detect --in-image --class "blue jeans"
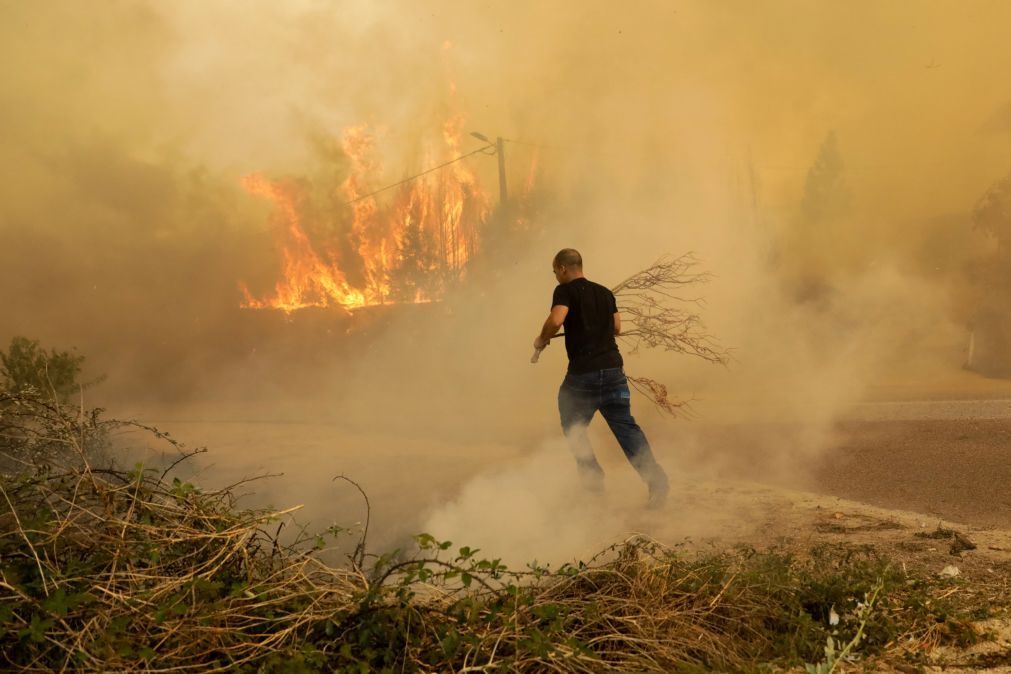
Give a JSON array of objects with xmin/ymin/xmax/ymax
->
[{"xmin": 558, "ymin": 367, "xmax": 668, "ymax": 492}]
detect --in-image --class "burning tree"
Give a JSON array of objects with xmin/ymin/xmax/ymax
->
[
  {"xmin": 240, "ymin": 118, "xmax": 509, "ymax": 315},
  {"xmin": 389, "ymin": 213, "xmax": 441, "ymax": 302}
]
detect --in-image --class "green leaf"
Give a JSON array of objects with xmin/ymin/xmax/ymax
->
[
  {"xmin": 41, "ymin": 589, "xmax": 70, "ymax": 616},
  {"xmin": 18, "ymin": 613, "xmax": 54, "ymax": 643}
]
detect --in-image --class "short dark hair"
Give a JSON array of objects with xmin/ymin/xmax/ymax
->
[{"xmin": 553, "ymin": 248, "xmax": 583, "ymax": 269}]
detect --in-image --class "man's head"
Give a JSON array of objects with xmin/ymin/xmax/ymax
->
[{"xmin": 552, "ymin": 248, "xmax": 584, "ymax": 284}]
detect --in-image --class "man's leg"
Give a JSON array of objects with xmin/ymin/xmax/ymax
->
[
  {"xmin": 558, "ymin": 382, "xmax": 604, "ymax": 490},
  {"xmin": 599, "ymin": 373, "xmax": 669, "ymax": 506}
]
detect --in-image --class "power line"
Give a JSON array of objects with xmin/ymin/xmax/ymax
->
[
  {"xmin": 345, "ymin": 143, "xmax": 497, "ymax": 205},
  {"xmin": 501, "ymin": 137, "xmax": 563, "ymax": 150}
]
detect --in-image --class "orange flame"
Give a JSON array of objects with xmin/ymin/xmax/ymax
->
[
  {"xmin": 240, "ymin": 174, "xmax": 364, "ymax": 314},
  {"xmin": 240, "ymin": 117, "xmax": 493, "ymax": 314}
]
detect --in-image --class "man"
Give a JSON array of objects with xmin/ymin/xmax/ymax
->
[{"xmin": 534, "ymin": 248, "xmax": 670, "ymax": 508}]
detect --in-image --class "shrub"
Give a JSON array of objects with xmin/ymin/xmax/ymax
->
[{"xmin": 0, "ymin": 336, "xmax": 86, "ymax": 401}]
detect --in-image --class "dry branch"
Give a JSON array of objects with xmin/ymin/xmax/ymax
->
[
  {"xmin": 610, "ymin": 253, "xmax": 728, "ymax": 415},
  {"xmin": 613, "ymin": 253, "xmax": 727, "ymax": 364},
  {"xmin": 626, "ymin": 376, "xmax": 694, "ymax": 418}
]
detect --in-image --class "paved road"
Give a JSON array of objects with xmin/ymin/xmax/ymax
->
[
  {"xmin": 655, "ymin": 397, "xmax": 1011, "ymax": 531},
  {"xmin": 813, "ymin": 403, "xmax": 1011, "ymax": 530},
  {"xmin": 847, "ymin": 398, "xmax": 1011, "ymax": 422}
]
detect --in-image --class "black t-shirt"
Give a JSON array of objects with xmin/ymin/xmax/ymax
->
[{"xmin": 551, "ymin": 278, "xmax": 623, "ymax": 373}]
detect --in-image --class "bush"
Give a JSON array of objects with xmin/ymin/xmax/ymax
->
[{"xmin": 0, "ymin": 336, "xmax": 86, "ymax": 400}]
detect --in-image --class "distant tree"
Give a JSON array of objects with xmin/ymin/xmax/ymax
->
[
  {"xmin": 966, "ymin": 170, "xmax": 1011, "ymax": 376},
  {"xmin": 801, "ymin": 131, "xmax": 851, "ymax": 226},
  {"xmin": 776, "ymin": 131, "xmax": 854, "ymax": 302},
  {"xmin": 973, "ymin": 170, "xmax": 1011, "ymax": 250},
  {"xmin": 0, "ymin": 336, "xmax": 85, "ymax": 401}
]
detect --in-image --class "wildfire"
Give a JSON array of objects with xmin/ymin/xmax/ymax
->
[
  {"xmin": 240, "ymin": 119, "xmax": 491, "ymax": 314},
  {"xmin": 240, "ymin": 174, "xmax": 366, "ymax": 313}
]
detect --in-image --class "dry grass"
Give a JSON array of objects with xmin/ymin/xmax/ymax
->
[{"xmin": 1, "ymin": 391, "xmax": 362, "ymax": 671}]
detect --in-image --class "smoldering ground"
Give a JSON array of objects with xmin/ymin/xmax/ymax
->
[{"xmin": 4, "ymin": 1, "xmax": 1011, "ymax": 564}]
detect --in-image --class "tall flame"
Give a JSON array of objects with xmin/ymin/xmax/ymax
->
[
  {"xmin": 240, "ymin": 174, "xmax": 365, "ymax": 313},
  {"xmin": 240, "ymin": 117, "xmax": 493, "ymax": 314}
]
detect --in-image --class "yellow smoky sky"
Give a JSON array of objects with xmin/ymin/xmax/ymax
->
[{"xmin": 1, "ymin": 0, "xmax": 1010, "ymax": 403}]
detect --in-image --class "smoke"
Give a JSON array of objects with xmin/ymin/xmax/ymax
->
[
  {"xmin": 4, "ymin": 1, "xmax": 1011, "ymax": 557},
  {"xmin": 420, "ymin": 443, "xmax": 662, "ymax": 569}
]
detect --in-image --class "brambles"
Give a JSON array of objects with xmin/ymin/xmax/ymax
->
[
  {"xmin": 0, "ymin": 390, "xmax": 106, "ymax": 476},
  {"xmin": 0, "ymin": 336, "xmax": 105, "ymax": 472}
]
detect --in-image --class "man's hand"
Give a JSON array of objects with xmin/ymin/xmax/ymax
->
[
  {"xmin": 531, "ymin": 335, "xmax": 550, "ymax": 364},
  {"xmin": 531, "ymin": 305, "xmax": 567, "ymax": 364}
]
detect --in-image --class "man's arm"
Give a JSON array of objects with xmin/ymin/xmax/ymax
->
[
  {"xmin": 613, "ymin": 312, "xmax": 621, "ymax": 336},
  {"xmin": 534, "ymin": 305, "xmax": 568, "ymax": 349}
]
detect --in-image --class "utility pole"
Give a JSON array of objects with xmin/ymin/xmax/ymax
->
[
  {"xmin": 471, "ymin": 132, "xmax": 508, "ymax": 208},
  {"xmin": 496, "ymin": 136, "xmax": 508, "ymax": 207}
]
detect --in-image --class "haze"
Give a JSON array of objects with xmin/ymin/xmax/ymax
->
[{"xmin": 3, "ymin": 0, "xmax": 1010, "ymax": 563}]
